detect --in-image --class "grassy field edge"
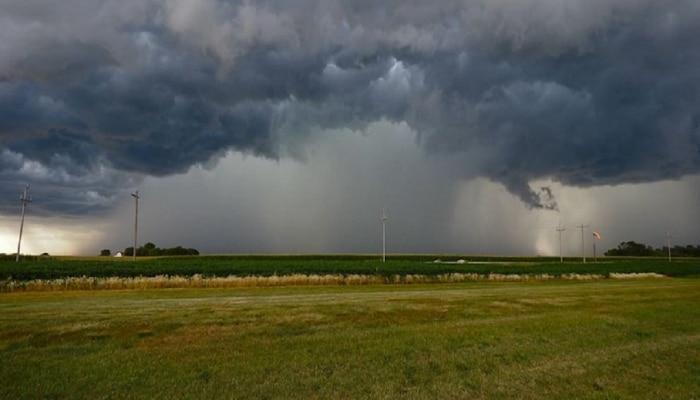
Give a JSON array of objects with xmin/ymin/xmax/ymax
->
[{"xmin": 1, "ymin": 279, "xmax": 698, "ymax": 399}]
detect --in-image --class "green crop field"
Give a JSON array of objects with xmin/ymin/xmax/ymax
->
[
  {"xmin": 1, "ymin": 255, "xmax": 699, "ymax": 284},
  {"xmin": 1, "ymin": 278, "xmax": 699, "ymax": 399}
]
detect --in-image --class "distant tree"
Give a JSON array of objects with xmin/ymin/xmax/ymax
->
[
  {"xmin": 126, "ymin": 243, "xmax": 199, "ymax": 257},
  {"xmin": 167, "ymin": 246, "xmax": 188, "ymax": 256},
  {"xmin": 604, "ymin": 241, "xmax": 700, "ymax": 257},
  {"xmin": 161, "ymin": 246, "xmax": 200, "ymax": 256},
  {"xmin": 669, "ymin": 244, "xmax": 700, "ymax": 257},
  {"xmin": 605, "ymin": 241, "xmax": 655, "ymax": 257},
  {"xmin": 100, "ymin": 249, "xmax": 111, "ymax": 256}
]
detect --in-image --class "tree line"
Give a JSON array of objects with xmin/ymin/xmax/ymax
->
[
  {"xmin": 605, "ymin": 241, "xmax": 700, "ymax": 257},
  {"xmin": 100, "ymin": 242, "xmax": 199, "ymax": 257}
]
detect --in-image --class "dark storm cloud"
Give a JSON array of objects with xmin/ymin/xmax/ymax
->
[{"xmin": 1, "ymin": 0, "xmax": 699, "ymax": 214}]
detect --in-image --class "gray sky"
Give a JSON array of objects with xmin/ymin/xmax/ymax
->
[{"xmin": 1, "ymin": 0, "xmax": 698, "ymax": 256}]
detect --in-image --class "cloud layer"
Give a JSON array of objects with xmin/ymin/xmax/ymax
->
[{"xmin": 1, "ymin": 0, "xmax": 699, "ymax": 215}]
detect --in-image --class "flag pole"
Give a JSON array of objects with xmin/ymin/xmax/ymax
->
[
  {"xmin": 593, "ymin": 241, "xmax": 596, "ymax": 263},
  {"xmin": 592, "ymin": 231, "xmax": 601, "ymax": 263}
]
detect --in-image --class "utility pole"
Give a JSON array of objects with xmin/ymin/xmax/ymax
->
[
  {"xmin": 16, "ymin": 185, "xmax": 32, "ymax": 262},
  {"xmin": 667, "ymin": 231, "xmax": 672, "ymax": 262},
  {"xmin": 131, "ymin": 191, "xmax": 140, "ymax": 260},
  {"xmin": 556, "ymin": 222, "xmax": 565, "ymax": 263},
  {"xmin": 381, "ymin": 209, "xmax": 387, "ymax": 262},
  {"xmin": 578, "ymin": 224, "xmax": 589, "ymax": 263}
]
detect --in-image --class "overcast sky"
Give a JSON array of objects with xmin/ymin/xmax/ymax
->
[{"xmin": 1, "ymin": 0, "xmax": 698, "ymax": 256}]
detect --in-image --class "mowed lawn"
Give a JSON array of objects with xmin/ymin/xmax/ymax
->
[{"xmin": 1, "ymin": 279, "xmax": 698, "ymax": 399}]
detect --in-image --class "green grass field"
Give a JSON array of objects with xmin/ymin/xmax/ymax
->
[{"xmin": 1, "ymin": 279, "xmax": 698, "ymax": 399}]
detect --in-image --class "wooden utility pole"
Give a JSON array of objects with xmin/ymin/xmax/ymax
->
[
  {"xmin": 381, "ymin": 209, "xmax": 387, "ymax": 262},
  {"xmin": 578, "ymin": 224, "xmax": 590, "ymax": 263},
  {"xmin": 16, "ymin": 185, "xmax": 32, "ymax": 262},
  {"xmin": 131, "ymin": 191, "xmax": 140, "ymax": 260},
  {"xmin": 556, "ymin": 223, "xmax": 565, "ymax": 263}
]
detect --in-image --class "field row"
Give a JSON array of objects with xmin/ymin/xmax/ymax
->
[{"xmin": 1, "ymin": 255, "xmax": 699, "ymax": 283}]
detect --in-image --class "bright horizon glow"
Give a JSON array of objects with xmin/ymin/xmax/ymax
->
[{"xmin": 0, "ymin": 216, "xmax": 105, "ymax": 256}]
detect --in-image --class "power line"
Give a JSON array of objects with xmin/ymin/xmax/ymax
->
[{"xmin": 16, "ymin": 185, "xmax": 32, "ymax": 262}]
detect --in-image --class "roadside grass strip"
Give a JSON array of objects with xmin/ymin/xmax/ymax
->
[{"xmin": 0, "ymin": 272, "xmax": 668, "ymax": 292}]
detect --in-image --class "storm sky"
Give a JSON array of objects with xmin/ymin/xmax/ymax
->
[{"xmin": 1, "ymin": 0, "xmax": 699, "ymax": 256}]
